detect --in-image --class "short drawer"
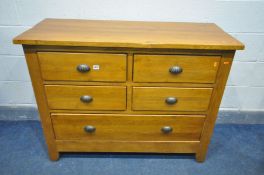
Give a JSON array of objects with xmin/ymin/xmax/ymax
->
[
  {"xmin": 45, "ymin": 85, "xmax": 126, "ymax": 110},
  {"xmin": 52, "ymin": 114, "xmax": 205, "ymax": 141},
  {"xmin": 132, "ymin": 87, "xmax": 213, "ymax": 111},
  {"xmin": 38, "ymin": 52, "xmax": 127, "ymax": 82},
  {"xmin": 133, "ymin": 54, "xmax": 220, "ymax": 83}
]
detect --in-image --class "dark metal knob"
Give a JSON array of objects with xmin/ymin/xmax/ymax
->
[
  {"xmin": 80, "ymin": 95, "xmax": 93, "ymax": 103},
  {"xmin": 161, "ymin": 126, "xmax": 173, "ymax": 134},
  {"xmin": 169, "ymin": 66, "xmax": 182, "ymax": 74},
  {"xmin": 77, "ymin": 64, "xmax": 90, "ymax": 73},
  {"xmin": 165, "ymin": 97, "xmax": 177, "ymax": 105},
  {"xmin": 84, "ymin": 125, "xmax": 96, "ymax": 133}
]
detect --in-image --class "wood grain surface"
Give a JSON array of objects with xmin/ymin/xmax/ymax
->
[
  {"xmin": 133, "ymin": 87, "xmax": 213, "ymax": 111},
  {"xmin": 45, "ymin": 85, "xmax": 127, "ymax": 110},
  {"xmin": 23, "ymin": 46, "xmax": 59, "ymax": 160},
  {"xmin": 38, "ymin": 52, "xmax": 127, "ymax": 82},
  {"xmin": 52, "ymin": 114, "xmax": 205, "ymax": 141},
  {"xmin": 13, "ymin": 19, "xmax": 244, "ymax": 50},
  {"xmin": 133, "ymin": 54, "xmax": 220, "ymax": 83},
  {"xmin": 56, "ymin": 140, "xmax": 200, "ymax": 153}
]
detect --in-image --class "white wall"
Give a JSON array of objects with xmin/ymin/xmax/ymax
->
[{"xmin": 0, "ymin": 0, "xmax": 264, "ymax": 111}]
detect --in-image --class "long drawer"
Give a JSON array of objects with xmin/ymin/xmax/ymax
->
[
  {"xmin": 45, "ymin": 85, "xmax": 127, "ymax": 110},
  {"xmin": 52, "ymin": 114, "xmax": 205, "ymax": 141},
  {"xmin": 38, "ymin": 52, "xmax": 127, "ymax": 82},
  {"xmin": 133, "ymin": 54, "xmax": 220, "ymax": 83},
  {"xmin": 132, "ymin": 87, "xmax": 213, "ymax": 111}
]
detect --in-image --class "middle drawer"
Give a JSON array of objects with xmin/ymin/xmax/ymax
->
[
  {"xmin": 133, "ymin": 87, "xmax": 213, "ymax": 111},
  {"xmin": 45, "ymin": 85, "xmax": 127, "ymax": 110}
]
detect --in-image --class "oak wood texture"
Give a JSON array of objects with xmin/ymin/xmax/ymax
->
[
  {"xmin": 133, "ymin": 87, "xmax": 212, "ymax": 111},
  {"xmin": 30, "ymin": 45, "xmax": 226, "ymax": 55},
  {"xmin": 13, "ymin": 19, "xmax": 244, "ymax": 50},
  {"xmin": 13, "ymin": 19, "xmax": 244, "ymax": 162},
  {"xmin": 52, "ymin": 114, "xmax": 205, "ymax": 141},
  {"xmin": 56, "ymin": 140, "xmax": 200, "ymax": 153},
  {"xmin": 23, "ymin": 46, "xmax": 59, "ymax": 160},
  {"xmin": 38, "ymin": 52, "xmax": 127, "ymax": 82},
  {"xmin": 133, "ymin": 54, "xmax": 220, "ymax": 83},
  {"xmin": 196, "ymin": 51, "xmax": 235, "ymax": 162},
  {"xmin": 45, "ymin": 85, "xmax": 127, "ymax": 110}
]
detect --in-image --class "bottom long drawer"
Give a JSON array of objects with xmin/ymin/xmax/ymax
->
[{"xmin": 51, "ymin": 114, "xmax": 205, "ymax": 141}]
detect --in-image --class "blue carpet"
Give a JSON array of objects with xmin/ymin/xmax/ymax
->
[{"xmin": 0, "ymin": 121, "xmax": 263, "ymax": 175}]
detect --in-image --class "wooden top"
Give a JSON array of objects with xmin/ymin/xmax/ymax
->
[{"xmin": 13, "ymin": 19, "xmax": 244, "ymax": 50}]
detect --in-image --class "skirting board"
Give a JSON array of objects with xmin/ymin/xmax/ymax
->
[{"xmin": 0, "ymin": 106, "xmax": 263, "ymax": 124}]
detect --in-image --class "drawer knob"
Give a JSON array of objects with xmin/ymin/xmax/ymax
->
[
  {"xmin": 77, "ymin": 64, "xmax": 90, "ymax": 73},
  {"xmin": 169, "ymin": 66, "xmax": 182, "ymax": 74},
  {"xmin": 165, "ymin": 97, "xmax": 177, "ymax": 105},
  {"xmin": 161, "ymin": 126, "xmax": 173, "ymax": 134},
  {"xmin": 80, "ymin": 95, "xmax": 93, "ymax": 103},
  {"xmin": 84, "ymin": 125, "xmax": 96, "ymax": 133}
]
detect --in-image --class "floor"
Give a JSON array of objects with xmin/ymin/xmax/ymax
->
[{"xmin": 0, "ymin": 121, "xmax": 263, "ymax": 175}]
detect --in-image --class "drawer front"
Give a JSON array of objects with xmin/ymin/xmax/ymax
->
[
  {"xmin": 132, "ymin": 87, "xmax": 213, "ymax": 111},
  {"xmin": 52, "ymin": 114, "xmax": 205, "ymax": 141},
  {"xmin": 133, "ymin": 54, "xmax": 220, "ymax": 83},
  {"xmin": 45, "ymin": 85, "xmax": 126, "ymax": 110},
  {"xmin": 38, "ymin": 52, "xmax": 127, "ymax": 82}
]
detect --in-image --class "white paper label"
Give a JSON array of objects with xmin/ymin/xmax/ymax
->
[{"xmin": 93, "ymin": 65, "xmax": 100, "ymax": 70}]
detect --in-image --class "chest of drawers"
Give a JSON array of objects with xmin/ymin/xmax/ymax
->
[{"xmin": 13, "ymin": 19, "xmax": 244, "ymax": 162}]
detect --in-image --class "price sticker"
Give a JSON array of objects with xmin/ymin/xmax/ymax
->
[{"xmin": 93, "ymin": 65, "xmax": 100, "ymax": 70}]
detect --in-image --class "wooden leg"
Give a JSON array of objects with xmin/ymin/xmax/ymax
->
[
  {"xmin": 48, "ymin": 150, "xmax": 59, "ymax": 161},
  {"xmin": 195, "ymin": 147, "xmax": 208, "ymax": 163},
  {"xmin": 195, "ymin": 53, "xmax": 235, "ymax": 163},
  {"xmin": 24, "ymin": 47, "xmax": 59, "ymax": 161}
]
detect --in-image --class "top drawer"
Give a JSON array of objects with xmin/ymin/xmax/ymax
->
[
  {"xmin": 38, "ymin": 52, "xmax": 127, "ymax": 82},
  {"xmin": 133, "ymin": 54, "xmax": 220, "ymax": 83}
]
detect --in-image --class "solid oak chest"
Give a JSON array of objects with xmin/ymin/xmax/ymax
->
[{"xmin": 13, "ymin": 19, "xmax": 244, "ymax": 162}]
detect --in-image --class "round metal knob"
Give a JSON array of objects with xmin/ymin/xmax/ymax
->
[
  {"xmin": 169, "ymin": 66, "xmax": 182, "ymax": 74},
  {"xmin": 80, "ymin": 95, "xmax": 93, "ymax": 103},
  {"xmin": 161, "ymin": 126, "xmax": 173, "ymax": 134},
  {"xmin": 165, "ymin": 97, "xmax": 177, "ymax": 105},
  {"xmin": 77, "ymin": 64, "xmax": 90, "ymax": 73},
  {"xmin": 84, "ymin": 125, "xmax": 96, "ymax": 133}
]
